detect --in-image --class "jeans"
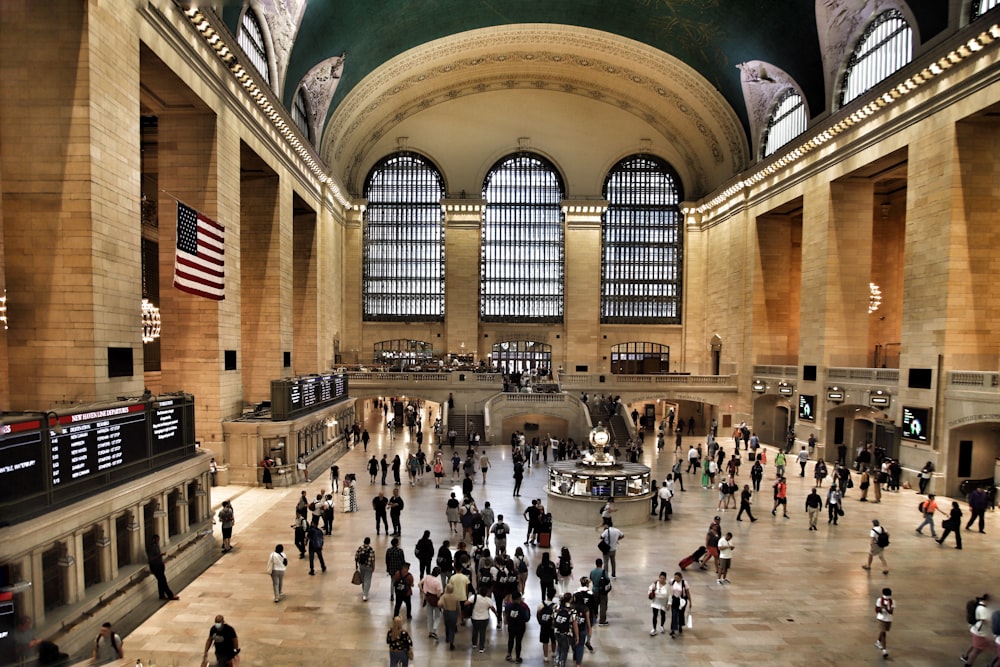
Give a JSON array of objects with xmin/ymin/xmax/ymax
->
[
  {"xmin": 443, "ymin": 609, "xmax": 459, "ymax": 645},
  {"xmin": 388, "ymin": 650, "xmax": 409, "ymax": 667},
  {"xmin": 394, "ymin": 595, "xmax": 412, "ymax": 619},
  {"xmin": 360, "ymin": 566, "xmax": 373, "ymax": 598},
  {"xmin": 309, "ymin": 548, "xmax": 325, "ymax": 573},
  {"xmin": 916, "ymin": 513, "xmax": 937, "ymax": 537},
  {"xmin": 426, "ymin": 604, "xmax": 441, "ymax": 635},
  {"xmin": 471, "ymin": 618, "xmax": 489, "ymax": 650},
  {"xmin": 670, "ymin": 598, "xmax": 685, "ymax": 633},
  {"xmin": 555, "ymin": 634, "xmax": 572, "ymax": 667}
]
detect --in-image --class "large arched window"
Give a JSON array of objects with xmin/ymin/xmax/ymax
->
[
  {"xmin": 972, "ymin": 0, "xmax": 1000, "ymax": 21},
  {"xmin": 363, "ymin": 153, "xmax": 446, "ymax": 321},
  {"xmin": 839, "ymin": 9, "xmax": 912, "ymax": 107},
  {"xmin": 601, "ymin": 155, "xmax": 683, "ymax": 324},
  {"xmin": 291, "ymin": 88, "xmax": 310, "ymax": 142},
  {"xmin": 238, "ymin": 9, "xmax": 270, "ymax": 85},
  {"xmin": 761, "ymin": 89, "xmax": 808, "ymax": 158},
  {"xmin": 481, "ymin": 154, "xmax": 565, "ymax": 322}
]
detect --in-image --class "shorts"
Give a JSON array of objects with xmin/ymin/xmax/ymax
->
[
  {"xmin": 777, "ymin": 497, "xmax": 787, "ymax": 505},
  {"xmin": 869, "ymin": 544, "xmax": 884, "ymax": 557},
  {"xmin": 707, "ymin": 547, "xmax": 719, "ymax": 558},
  {"xmin": 878, "ymin": 620, "xmax": 891, "ymax": 632},
  {"xmin": 602, "ymin": 517, "xmax": 613, "ymax": 527},
  {"xmin": 972, "ymin": 633, "xmax": 991, "ymax": 651},
  {"xmin": 435, "ymin": 472, "xmax": 444, "ymax": 478},
  {"xmin": 539, "ymin": 626, "xmax": 554, "ymax": 643},
  {"xmin": 719, "ymin": 557, "xmax": 732, "ymax": 571},
  {"xmin": 221, "ymin": 526, "xmax": 233, "ymax": 539},
  {"xmin": 481, "ymin": 468, "xmax": 489, "ymax": 473}
]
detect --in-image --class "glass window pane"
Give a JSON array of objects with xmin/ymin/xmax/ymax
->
[{"xmin": 839, "ymin": 10, "xmax": 912, "ymax": 107}]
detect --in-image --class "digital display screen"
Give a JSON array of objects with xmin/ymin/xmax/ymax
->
[
  {"xmin": 0, "ymin": 419, "xmax": 45, "ymax": 505},
  {"xmin": 901, "ymin": 406, "xmax": 930, "ymax": 442},
  {"xmin": 48, "ymin": 405, "xmax": 147, "ymax": 486},
  {"xmin": 272, "ymin": 374, "xmax": 349, "ymax": 421},
  {"xmin": 151, "ymin": 400, "xmax": 184, "ymax": 454},
  {"xmin": 798, "ymin": 394, "xmax": 815, "ymax": 421}
]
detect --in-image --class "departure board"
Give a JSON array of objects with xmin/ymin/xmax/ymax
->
[
  {"xmin": 48, "ymin": 405, "xmax": 148, "ymax": 485},
  {"xmin": 0, "ymin": 419, "xmax": 46, "ymax": 505},
  {"xmin": 271, "ymin": 373, "xmax": 349, "ymax": 421}
]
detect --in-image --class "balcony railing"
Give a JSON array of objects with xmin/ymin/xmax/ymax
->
[{"xmin": 948, "ymin": 371, "xmax": 1000, "ymax": 390}]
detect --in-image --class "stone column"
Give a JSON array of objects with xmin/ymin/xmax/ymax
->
[
  {"xmin": 63, "ymin": 537, "xmax": 81, "ymax": 605},
  {"xmin": 340, "ymin": 206, "xmax": 365, "ymax": 364},
  {"xmin": 293, "ymin": 199, "xmax": 320, "ymax": 372},
  {"xmin": 97, "ymin": 518, "xmax": 114, "ymax": 582},
  {"xmin": 562, "ymin": 201, "xmax": 607, "ymax": 372}
]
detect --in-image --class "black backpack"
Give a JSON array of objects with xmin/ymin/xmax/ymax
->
[
  {"xmin": 992, "ymin": 609, "xmax": 1000, "ymax": 637},
  {"xmin": 553, "ymin": 606, "xmax": 573, "ymax": 635},
  {"xmin": 967, "ymin": 599, "xmax": 981, "ymax": 626},
  {"xmin": 558, "ymin": 556, "xmax": 572, "ymax": 577},
  {"xmin": 539, "ymin": 602, "xmax": 555, "ymax": 625},
  {"xmin": 597, "ymin": 571, "xmax": 612, "ymax": 594},
  {"xmin": 876, "ymin": 528, "xmax": 890, "ymax": 548}
]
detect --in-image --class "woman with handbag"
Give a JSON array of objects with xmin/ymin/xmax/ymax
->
[
  {"xmin": 648, "ymin": 572, "xmax": 671, "ymax": 635},
  {"xmin": 266, "ymin": 544, "xmax": 287, "ymax": 603},
  {"xmin": 669, "ymin": 572, "xmax": 692, "ymax": 637},
  {"xmin": 386, "ymin": 616, "xmax": 414, "ymax": 667}
]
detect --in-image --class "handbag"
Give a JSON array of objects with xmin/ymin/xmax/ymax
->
[
  {"xmin": 351, "ymin": 569, "xmax": 363, "ymax": 585},
  {"xmin": 686, "ymin": 613, "xmax": 693, "ymax": 629},
  {"xmin": 407, "ymin": 648, "xmax": 414, "ymax": 660},
  {"xmin": 648, "ymin": 585, "xmax": 656, "ymax": 600},
  {"xmin": 598, "ymin": 535, "xmax": 611, "ymax": 554},
  {"xmin": 837, "ymin": 506, "xmax": 845, "ymax": 517}
]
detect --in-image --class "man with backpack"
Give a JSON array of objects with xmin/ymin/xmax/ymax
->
[
  {"xmin": 392, "ymin": 561, "xmax": 415, "ymax": 620},
  {"xmin": 916, "ymin": 494, "xmax": 941, "ymax": 538},
  {"xmin": 552, "ymin": 593, "xmax": 579, "ymax": 667},
  {"xmin": 961, "ymin": 593, "xmax": 992, "ymax": 665},
  {"xmin": 862, "ymin": 519, "xmax": 890, "ymax": 574},
  {"xmin": 91, "ymin": 622, "xmax": 124, "ymax": 665},
  {"xmin": 874, "ymin": 587, "xmax": 894, "ymax": 659}
]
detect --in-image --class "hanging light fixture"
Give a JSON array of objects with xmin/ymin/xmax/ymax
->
[
  {"xmin": 0, "ymin": 289, "xmax": 7, "ymax": 330},
  {"xmin": 141, "ymin": 298, "xmax": 161, "ymax": 343},
  {"xmin": 868, "ymin": 283, "xmax": 882, "ymax": 314}
]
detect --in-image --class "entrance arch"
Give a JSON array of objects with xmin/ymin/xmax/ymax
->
[
  {"xmin": 751, "ymin": 394, "xmax": 792, "ymax": 446},
  {"xmin": 823, "ymin": 404, "xmax": 890, "ymax": 463},
  {"xmin": 946, "ymin": 420, "xmax": 1000, "ymax": 497}
]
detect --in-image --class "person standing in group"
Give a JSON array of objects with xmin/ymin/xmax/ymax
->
[
  {"xmin": 916, "ymin": 494, "xmax": 941, "ymax": 538},
  {"xmin": 266, "ymin": 544, "xmax": 287, "ymax": 603},
  {"xmin": 736, "ymin": 484, "xmax": 757, "ymax": 522},
  {"xmin": 146, "ymin": 535, "xmax": 179, "ymax": 601},
  {"xmin": 648, "ymin": 572, "xmax": 671, "ymax": 635},
  {"xmin": 717, "ymin": 532, "xmax": 734, "ymax": 585},
  {"xmin": 599, "ymin": 525, "xmax": 624, "ymax": 578},
  {"xmin": 381, "ymin": 454, "xmax": 390, "ymax": 485},
  {"xmin": 658, "ymin": 482, "xmax": 673, "ymax": 521},
  {"xmin": 367, "ymin": 456, "xmax": 379, "ymax": 484},
  {"xmin": 826, "ymin": 486, "xmax": 843, "ymax": 525},
  {"xmin": 372, "ymin": 490, "xmax": 391, "ymax": 536},
  {"xmin": 389, "ymin": 487, "xmax": 405, "ymax": 536},
  {"xmin": 439, "ymin": 583, "xmax": 462, "ymax": 651},
  {"xmin": 321, "ymin": 493, "xmax": 335, "ymax": 535},
  {"xmin": 355, "ymin": 536, "xmax": 376, "ymax": 601},
  {"xmin": 961, "ymin": 594, "xmax": 992, "ymax": 666},
  {"xmin": 420, "ymin": 566, "xmax": 444, "ymax": 640},
  {"xmin": 804, "ymin": 488, "xmax": 823, "ymax": 531},
  {"xmin": 874, "ymin": 587, "xmax": 894, "ymax": 659},
  {"xmin": 392, "ymin": 562, "xmax": 415, "ymax": 620},
  {"xmin": 202, "ymin": 615, "xmax": 239, "ymax": 667},
  {"xmin": 91, "ymin": 622, "xmax": 124, "ymax": 665},
  {"xmin": 386, "ymin": 616, "xmax": 414, "ymax": 667},
  {"xmin": 307, "ymin": 522, "xmax": 326, "ymax": 575},
  {"xmin": 552, "ymin": 593, "xmax": 579, "ymax": 667},
  {"xmin": 504, "ymin": 591, "xmax": 532, "ymax": 663},
  {"xmin": 937, "ymin": 501, "xmax": 964, "ymax": 549},
  {"xmin": 217, "ymin": 500, "xmax": 235, "ymax": 553},
  {"xmin": 292, "ymin": 508, "xmax": 309, "ymax": 559},
  {"xmin": 392, "ymin": 455, "xmax": 402, "ymax": 486},
  {"xmin": 467, "ymin": 587, "xmax": 499, "ymax": 654},
  {"xmin": 669, "ymin": 571, "xmax": 692, "ymax": 638},
  {"xmin": 524, "ymin": 500, "xmax": 542, "ymax": 546},
  {"xmin": 863, "ymin": 520, "xmax": 890, "ymax": 574}
]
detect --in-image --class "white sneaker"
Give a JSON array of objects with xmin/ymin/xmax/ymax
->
[
  {"xmin": 875, "ymin": 641, "xmax": 883, "ymax": 649},
  {"xmin": 650, "ymin": 628, "xmax": 657, "ymax": 636},
  {"xmin": 659, "ymin": 626, "xmax": 666, "ymax": 634}
]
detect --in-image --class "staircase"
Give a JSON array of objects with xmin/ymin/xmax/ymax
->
[{"xmin": 449, "ymin": 414, "xmax": 486, "ymax": 446}]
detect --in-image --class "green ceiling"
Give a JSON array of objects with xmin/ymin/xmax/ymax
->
[{"xmin": 223, "ymin": 1, "xmax": 948, "ymax": 134}]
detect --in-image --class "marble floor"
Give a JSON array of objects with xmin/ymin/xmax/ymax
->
[{"xmin": 112, "ymin": 409, "xmax": 995, "ymax": 666}]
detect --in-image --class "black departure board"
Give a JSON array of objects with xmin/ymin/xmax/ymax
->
[
  {"xmin": 271, "ymin": 373, "xmax": 349, "ymax": 421},
  {"xmin": 0, "ymin": 393, "xmax": 197, "ymax": 526}
]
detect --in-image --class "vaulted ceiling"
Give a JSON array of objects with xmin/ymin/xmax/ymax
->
[{"xmin": 220, "ymin": 1, "xmax": 949, "ymax": 197}]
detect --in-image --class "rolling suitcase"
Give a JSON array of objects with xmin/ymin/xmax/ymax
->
[{"xmin": 678, "ymin": 546, "xmax": 707, "ymax": 570}]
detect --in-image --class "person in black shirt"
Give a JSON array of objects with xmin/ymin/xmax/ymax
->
[
  {"xmin": 146, "ymin": 535, "xmax": 179, "ymax": 601},
  {"xmin": 388, "ymin": 488, "xmax": 405, "ymax": 536},
  {"xmin": 372, "ymin": 491, "xmax": 390, "ymax": 535},
  {"xmin": 202, "ymin": 615, "xmax": 238, "ymax": 667}
]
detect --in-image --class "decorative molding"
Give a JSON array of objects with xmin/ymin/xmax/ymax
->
[
  {"xmin": 738, "ymin": 61, "xmax": 805, "ymax": 159},
  {"xmin": 300, "ymin": 55, "xmax": 346, "ymax": 148},
  {"xmin": 256, "ymin": 0, "xmax": 308, "ymax": 95}
]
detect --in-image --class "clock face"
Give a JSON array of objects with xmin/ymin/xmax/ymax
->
[{"xmin": 593, "ymin": 430, "xmax": 610, "ymax": 446}]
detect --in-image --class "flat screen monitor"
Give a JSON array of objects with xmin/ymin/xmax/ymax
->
[
  {"xmin": 798, "ymin": 394, "xmax": 815, "ymax": 421},
  {"xmin": 901, "ymin": 406, "xmax": 930, "ymax": 442}
]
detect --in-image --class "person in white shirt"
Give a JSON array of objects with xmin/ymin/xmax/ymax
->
[
  {"xmin": 599, "ymin": 526, "xmax": 625, "ymax": 578},
  {"xmin": 658, "ymin": 483, "xmax": 674, "ymax": 522},
  {"xmin": 874, "ymin": 587, "xmax": 894, "ymax": 658},
  {"xmin": 717, "ymin": 533, "xmax": 734, "ymax": 584},
  {"xmin": 467, "ymin": 590, "xmax": 499, "ymax": 653},
  {"xmin": 266, "ymin": 544, "xmax": 288, "ymax": 602}
]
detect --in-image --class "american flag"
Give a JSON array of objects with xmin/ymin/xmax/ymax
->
[{"xmin": 173, "ymin": 202, "xmax": 225, "ymax": 300}]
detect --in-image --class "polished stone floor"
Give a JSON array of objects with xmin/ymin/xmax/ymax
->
[{"xmin": 113, "ymin": 408, "xmax": 995, "ymax": 666}]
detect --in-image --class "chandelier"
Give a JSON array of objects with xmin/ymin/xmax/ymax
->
[
  {"xmin": 868, "ymin": 283, "xmax": 882, "ymax": 314},
  {"xmin": 141, "ymin": 298, "xmax": 161, "ymax": 343},
  {"xmin": 0, "ymin": 289, "xmax": 6, "ymax": 330}
]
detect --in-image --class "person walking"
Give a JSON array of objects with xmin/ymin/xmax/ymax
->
[
  {"xmin": 797, "ymin": 446, "xmax": 809, "ymax": 477},
  {"xmin": 467, "ymin": 587, "xmax": 499, "ymax": 654},
  {"xmin": 491, "ymin": 515, "xmax": 511, "ymax": 557},
  {"xmin": 415, "ymin": 530, "xmax": 435, "ymax": 579},
  {"xmin": 439, "ymin": 583, "xmax": 462, "ymax": 650},
  {"xmin": 91, "ymin": 622, "xmax": 124, "ymax": 665},
  {"xmin": 669, "ymin": 571, "xmax": 691, "ymax": 638},
  {"xmin": 717, "ymin": 532, "xmax": 734, "ymax": 585},
  {"xmin": 736, "ymin": 484, "xmax": 757, "ymax": 522},
  {"xmin": 805, "ymin": 488, "xmax": 823, "ymax": 531},
  {"xmin": 556, "ymin": 547, "xmax": 574, "ymax": 596},
  {"xmin": 916, "ymin": 494, "xmax": 941, "ymax": 538},
  {"xmin": 814, "ymin": 459, "xmax": 828, "ymax": 488},
  {"xmin": 386, "ymin": 616, "xmax": 414, "ymax": 667},
  {"xmin": 537, "ymin": 551, "xmax": 558, "ymax": 603},
  {"xmin": 355, "ymin": 536, "xmax": 376, "ymax": 601},
  {"xmin": 774, "ymin": 451, "xmax": 786, "ymax": 478},
  {"xmin": 146, "ymin": 534, "xmax": 179, "ymax": 601},
  {"xmin": 392, "ymin": 562, "xmax": 415, "ymax": 620},
  {"xmin": 862, "ymin": 520, "xmax": 890, "ymax": 574},
  {"xmin": 966, "ymin": 485, "xmax": 988, "ymax": 534},
  {"xmin": 292, "ymin": 508, "xmax": 308, "ymax": 559},
  {"xmin": 420, "ymin": 566, "xmax": 444, "ymax": 640},
  {"xmin": 961, "ymin": 594, "xmax": 992, "ymax": 665},
  {"xmin": 590, "ymin": 558, "xmax": 612, "ymax": 626},
  {"xmin": 307, "ymin": 523, "xmax": 327, "ymax": 575},
  {"xmin": 771, "ymin": 477, "xmax": 789, "ymax": 518},
  {"xmin": 504, "ymin": 592, "xmax": 531, "ymax": 663},
  {"xmin": 367, "ymin": 455, "xmax": 379, "ymax": 484},
  {"xmin": 826, "ymin": 486, "xmax": 843, "ymax": 525},
  {"xmin": 937, "ymin": 501, "xmax": 964, "ymax": 549},
  {"xmin": 648, "ymin": 572, "xmax": 670, "ymax": 635},
  {"xmin": 479, "ymin": 450, "xmax": 492, "ymax": 484},
  {"xmin": 553, "ymin": 592, "xmax": 579, "ymax": 667},
  {"xmin": 750, "ymin": 457, "xmax": 764, "ymax": 492},
  {"xmin": 217, "ymin": 500, "xmax": 235, "ymax": 553},
  {"xmin": 202, "ymin": 615, "xmax": 239, "ymax": 667},
  {"xmin": 266, "ymin": 544, "xmax": 287, "ymax": 603},
  {"xmin": 874, "ymin": 587, "xmax": 894, "ymax": 659},
  {"xmin": 536, "ymin": 597, "xmax": 558, "ymax": 664}
]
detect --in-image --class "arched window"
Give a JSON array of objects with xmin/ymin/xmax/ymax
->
[
  {"xmin": 972, "ymin": 0, "xmax": 1000, "ymax": 20},
  {"xmin": 491, "ymin": 340, "xmax": 552, "ymax": 374},
  {"xmin": 291, "ymin": 88, "xmax": 310, "ymax": 141},
  {"xmin": 601, "ymin": 155, "xmax": 683, "ymax": 324},
  {"xmin": 363, "ymin": 153, "xmax": 446, "ymax": 321},
  {"xmin": 761, "ymin": 89, "xmax": 808, "ymax": 158},
  {"xmin": 610, "ymin": 342, "xmax": 670, "ymax": 375},
  {"xmin": 839, "ymin": 9, "xmax": 912, "ymax": 107},
  {"xmin": 481, "ymin": 153, "xmax": 565, "ymax": 322},
  {"xmin": 238, "ymin": 9, "xmax": 270, "ymax": 85}
]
